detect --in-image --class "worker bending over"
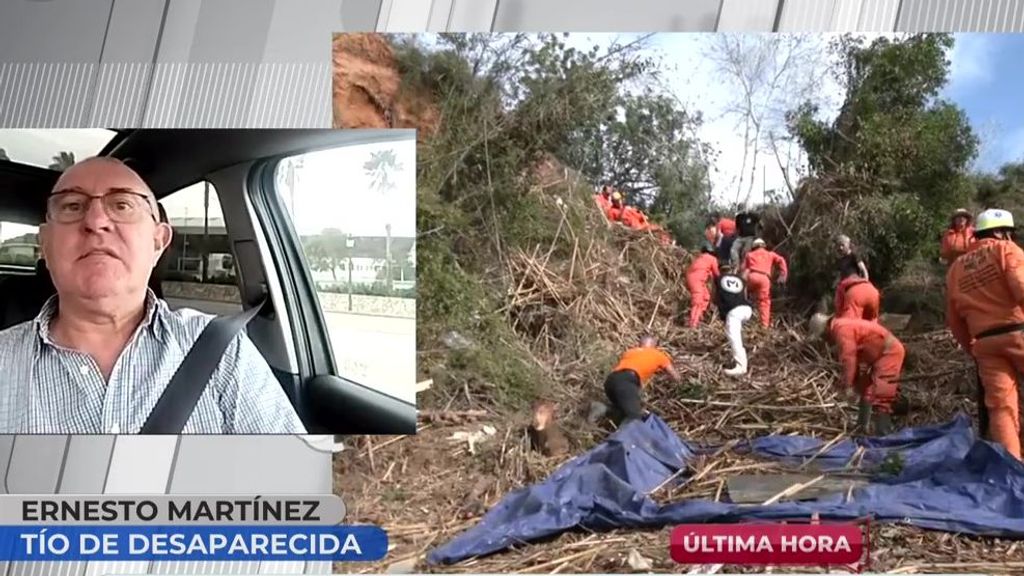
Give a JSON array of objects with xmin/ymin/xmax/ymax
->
[
  {"xmin": 686, "ymin": 242, "xmax": 720, "ymax": 327},
  {"xmin": 941, "ymin": 208, "xmax": 974, "ymax": 264},
  {"xmin": 835, "ymin": 270, "xmax": 880, "ymax": 321},
  {"xmin": 742, "ymin": 238, "xmax": 788, "ymax": 328},
  {"xmin": 716, "ymin": 266, "xmax": 753, "ymax": 377},
  {"xmin": 946, "ymin": 208, "xmax": 1024, "ymax": 459},
  {"xmin": 809, "ymin": 314, "xmax": 905, "ymax": 435},
  {"xmin": 603, "ymin": 336, "xmax": 680, "ymax": 424}
]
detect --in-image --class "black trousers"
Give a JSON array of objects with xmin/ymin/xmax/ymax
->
[{"xmin": 604, "ymin": 369, "xmax": 644, "ymax": 422}]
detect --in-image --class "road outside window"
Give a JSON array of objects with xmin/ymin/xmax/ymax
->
[
  {"xmin": 275, "ymin": 139, "xmax": 416, "ymax": 404},
  {"xmin": 158, "ymin": 182, "xmax": 242, "ymax": 318}
]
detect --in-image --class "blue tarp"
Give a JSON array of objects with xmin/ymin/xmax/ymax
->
[{"xmin": 428, "ymin": 412, "xmax": 1024, "ymax": 565}]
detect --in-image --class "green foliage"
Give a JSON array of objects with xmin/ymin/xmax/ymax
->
[
  {"xmin": 301, "ymin": 229, "xmax": 351, "ymax": 280},
  {"xmin": 849, "ymin": 193, "xmax": 933, "ymax": 283},
  {"xmin": 781, "ymin": 33, "xmax": 978, "ymax": 296},
  {"xmin": 973, "ymin": 161, "xmax": 1024, "ymax": 215},
  {"xmin": 395, "ymin": 33, "xmax": 712, "ymax": 408},
  {"xmin": 48, "ymin": 151, "xmax": 75, "ymax": 172}
]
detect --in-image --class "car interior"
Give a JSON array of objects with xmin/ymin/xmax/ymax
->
[{"xmin": 0, "ymin": 129, "xmax": 416, "ymax": 435}]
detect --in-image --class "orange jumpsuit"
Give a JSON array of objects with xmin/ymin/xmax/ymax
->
[
  {"xmin": 613, "ymin": 347, "xmax": 673, "ymax": 389},
  {"xmin": 941, "ymin": 226, "xmax": 974, "ymax": 263},
  {"xmin": 605, "ymin": 204, "xmax": 623, "ymax": 222},
  {"xmin": 686, "ymin": 253, "xmax": 720, "ymax": 327},
  {"xmin": 621, "ymin": 206, "xmax": 649, "ymax": 230},
  {"xmin": 743, "ymin": 248, "xmax": 789, "ymax": 327},
  {"xmin": 831, "ymin": 318, "xmax": 905, "ymax": 413},
  {"xmin": 947, "ymin": 238, "xmax": 1024, "ymax": 459},
  {"xmin": 718, "ymin": 218, "xmax": 736, "ymax": 238},
  {"xmin": 594, "ymin": 193, "xmax": 612, "ymax": 213},
  {"xmin": 835, "ymin": 276, "xmax": 881, "ymax": 321}
]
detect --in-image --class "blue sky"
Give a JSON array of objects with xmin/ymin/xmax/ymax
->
[
  {"xmin": 561, "ymin": 32, "xmax": 1024, "ymax": 203},
  {"xmin": 944, "ymin": 34, "xmax": 1024, "ymax": 172}
]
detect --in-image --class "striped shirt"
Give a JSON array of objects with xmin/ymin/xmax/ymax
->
[{"xmin": 0, "ymin": 290, "xmax": 306, "ymax": 434}]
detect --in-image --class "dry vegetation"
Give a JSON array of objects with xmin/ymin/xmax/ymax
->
[
  {"xmin": 329, "ymin": 33, "xmax": 1024, "ymax": 575},
  {"xmin": 329, "ymin": 169, "xmax": 1022, "ymax": 574}
]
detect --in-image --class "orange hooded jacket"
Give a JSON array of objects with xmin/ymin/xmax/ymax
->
[
  {"xmin": 946, "ymin": 238, "xmax": 1024, "ymax": 349},
  {"xmin": 941, "ymin": 226, "xmax": 974, "ymax": 263},
  {"xmin": 744, "ymin": 248, "xmax": 788, "ymax": 280}
]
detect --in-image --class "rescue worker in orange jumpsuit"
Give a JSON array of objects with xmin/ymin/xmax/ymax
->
[
  {"xmin": 605, "ymin": 191, "xmax": 625, "ymax": 222},
  {"xmin": 835, "ymin": 272, "xmax": 881, "ymax": 321},
  {"xmin": 603, "ymin": 335, "xmax": 681, "ymax": 423},
  {"xmin": 621, "ymin": 205, "xmax": 649, "ymax": 231},
  {"xmin": 809, "ymin": 313, "xmax": 905, "ymax": 435},
  {"xmin": 686, "ymin": 241, "xmax": 720, "ymax": 327},
  {"xmin": 716, "ymin": 215, "xmax": 737, "ymax": 265},
  {"xmin": 946, "ymin": 208, "xmax": 1024, "ymax": 459},
  {"xmin": 940, "ymin": 208, "xmax": 974, "ymax": 265},
  {"xmin": 741, "ymin": 238, "xmax": 788, "ymax": 328}
]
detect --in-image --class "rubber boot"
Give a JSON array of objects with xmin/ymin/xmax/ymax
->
[
  {"xmin": 855, "ymin": 399, "xmax": 872, "ymax": 434},
  {"xmin": 872, "ymin": 412, "xmax": 894, "ymax": 436},
  {"xmin": 892, "ymin": 394, "xmax": 910, "ymax": 416}
]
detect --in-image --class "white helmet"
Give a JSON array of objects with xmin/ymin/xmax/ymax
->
[
  {"xmin": 808, "ymin": 313, "xmax": 832, "ymax": 340},
  {"xmin": 974, "ymin": 209, "xmax": 1015, "ymax": 233},
  {"xmin": 752, "ymin": 238, "xmax": 766, "ymax": 248}
]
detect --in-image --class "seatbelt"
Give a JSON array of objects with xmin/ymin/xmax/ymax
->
[{"xmin": 140, "ymin": 298, "xmax": 267, "ymax": 434}]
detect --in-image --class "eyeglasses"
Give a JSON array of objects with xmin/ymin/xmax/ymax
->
[{"xmin": 47, "ymin": 191, "xmax": 157, "ymax": 224}]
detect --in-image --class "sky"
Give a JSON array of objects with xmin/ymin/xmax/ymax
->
[
  {"xmin": 562, "ymin": 32, "xmax": 1024, "ymax": 206},
  {"xmin": 0, "ymin": 130, "xmax": 416, "ymax": 241}
]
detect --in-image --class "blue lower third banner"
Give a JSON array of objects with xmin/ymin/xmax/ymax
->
[{"xmin": 0, "ymin": 525, "xmax": 387, "ymax": 561}]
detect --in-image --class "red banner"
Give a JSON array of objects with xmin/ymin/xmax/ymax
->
[{"xmin": 670, "ymin": 522, "xmax": 868, "ymax": 571}]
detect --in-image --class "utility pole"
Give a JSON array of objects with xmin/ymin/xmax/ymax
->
[
  {"xmin": 385, "ymin": 223, "xmax": 393, "ymax": 291},
  {"xmin": 346, "ymin": 234, "xmax": 355, "ymax": 312}
]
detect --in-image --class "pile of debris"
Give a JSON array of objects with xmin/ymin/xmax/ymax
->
[{"xmin": 333, "ymin": 185, "xmax": 1015, "ymax": 574}]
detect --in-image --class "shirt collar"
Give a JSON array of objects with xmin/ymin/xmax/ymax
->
[{"xmin": 34, "ymin": 288, "xmax": 168, "ymax": 346}]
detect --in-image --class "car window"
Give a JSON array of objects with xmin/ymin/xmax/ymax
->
[
  {"xmin": 273, "ymin": 139, "xmax": 416, "ymax": 404},
  {"xmin": 157, "ymin": 181, "xmax": 242, "ymax": 318},
  {"xmin": 0, "ymin": 222, "xmax": 40, "ymax": 267}
]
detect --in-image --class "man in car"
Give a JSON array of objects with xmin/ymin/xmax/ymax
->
[{"xmin": 0, "ymin": 156, "xmax": 306, "ymax": 434}]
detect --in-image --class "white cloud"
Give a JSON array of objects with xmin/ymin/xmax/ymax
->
[{"xmin": 946, "ymin": 34, "xmax": 997, "ymax": 93}]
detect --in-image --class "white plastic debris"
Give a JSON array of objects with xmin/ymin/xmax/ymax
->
[
  {"xmin": 626, "ymin": 548, "xmax": 653, "ymax": 571},
  {"xmin": 449, "ymin": 426, "xmax": 497, "ymax": 454}
]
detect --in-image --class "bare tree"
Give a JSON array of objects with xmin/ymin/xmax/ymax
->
[{"xmin": 704, "ymin": 34, "xmax": 828, "ymax": 207}]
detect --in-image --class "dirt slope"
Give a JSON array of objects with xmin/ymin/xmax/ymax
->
[{"xmin": 331, "ymin": 33, "xmax": 439, "ymax": 137}]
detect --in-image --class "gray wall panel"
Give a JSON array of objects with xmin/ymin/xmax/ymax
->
[
  {"xmin": 492, "ymin": 0, "xmax": 723, "ymax": 31},
  {"xmin": 895, "ymin": 0, "xmax": 1021, "ymax": 31},
  {"xmin": 0, "ymin": 436, "xmax": 14, "ymax": 494},
  {"xmin": 170, "ymin": 436, "xmax": 332, "ymax": 493},
  {"xmin": 0, "ymin": 0, "xmax": 113, "ymax": 62},
  {"xmin": 778, "ymin": 0, "xmax": 838, "ymax": 30},
  {"xmin": 57, "ymin": 436, "xmax": 116, "ymax": 493},
  {"xmin": 0, "ymin": 63, "xmax": 96, "ymax": 127},
  {"xmin": 716, "ymin": 0, "xmax": 779, "ymax": 31},
  {"xmin": 5, "ymin": 436, "xmax": 67, "ymax": 494},
  {"xmin": 102, "ymin": 0, "xmax": 166, "ymax": 61},
  {"xmin": 859, "ymin": 0, "xmax": 901, "ymax": 30},
  {"xmin": 340, "ymin": 0, "xmax": 384, "ymax": 31}
]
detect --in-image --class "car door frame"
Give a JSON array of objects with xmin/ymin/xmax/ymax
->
[{"xmin": 242, "ymin": 136, "xmax": 417, "ymax": 435}]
